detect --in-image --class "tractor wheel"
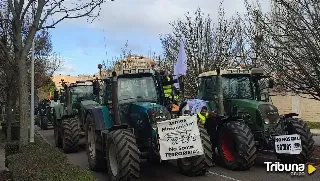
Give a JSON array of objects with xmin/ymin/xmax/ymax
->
[
  {"xmin": 61, "ymin": 118, "xmax": 80, "ymax": 153},
  {"xmin": 40, "ymin": 116, "xmax": 48, "ymax": 130},
  {"xmin": 277, "ymin": 118, "xmax": 314, "ymax": 164},
  {"xmin": 54, "ymin": 122, "xmax": 62, "ymax": 148},
  {"xmin": 217, "ymin": 121, "xmax": 256, "ymax": 171},
  {"xmin": 85, "ymin": 113, "xmax": 105, "ymax": 171},
  {"xmin": 177, "ymin": 124, "xmax": 213, "ymax": 176},
  {"xmin": 106, "ymin": 129, "xmax": 140, "ymax": 181}
]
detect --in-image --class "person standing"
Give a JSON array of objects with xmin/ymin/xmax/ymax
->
[
  {"xmin": 197, "ymin": 106, "xmax": 217, "ymax": 166},
  {"xmin": 161, "ymin": 70, "xmax": 178, "ymax": 106}
]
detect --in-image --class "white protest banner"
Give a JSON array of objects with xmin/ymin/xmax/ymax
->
[
  {"xmin": 157, "ymin": 115, "xmax": 204, "ymax": 160},
  {"xmin": 274, "ymin": 134, "xmax": 302, "ymax": 154}
]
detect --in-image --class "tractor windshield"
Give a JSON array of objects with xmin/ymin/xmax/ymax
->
[
  {"xmin": 70, "ymin": 86, "xmax": 94, "ymax": 101},
  {"xmin": 118, "ymin": 76, "xmax": 158, "ymax": 102},
  {"xmin": 222, "ymin": 76, "xmax": 254, "ymax": 99}
]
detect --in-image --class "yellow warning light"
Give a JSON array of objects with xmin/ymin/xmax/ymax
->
[{"xmin": 308, "ymin": 164, "xmax": 316, "ymax": 175}]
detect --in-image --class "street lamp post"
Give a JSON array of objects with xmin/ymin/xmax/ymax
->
[{"xmin": 30, "ymin": 1, "xmax": 36, "ymax": 143}]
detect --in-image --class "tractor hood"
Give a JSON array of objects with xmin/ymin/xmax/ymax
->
[
  {"xmin": 231, "ymin": 99, "xmax": 280, "ymax": 124},
  {"xmin": 231, "ymin": 99, "xmax": 267, "ymax": 108},
  {"xmin": 80, "ymin": 100, "xmax": 100, "ymax": 110},
  {"xmin": 129, "ymin": 102, "xmax": 171, "ymax": 128},
  {"xmin": 130, "ymin": 102, "xmax": 166, "ymax": 116}
]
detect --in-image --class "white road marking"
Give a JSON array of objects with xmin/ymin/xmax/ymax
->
[{"xmin": 208, "ymin": 171, "xmax": 242, "ymax": 181}]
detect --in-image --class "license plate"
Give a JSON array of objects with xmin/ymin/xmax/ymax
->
[{"xmin": 274, "ymin": 134, "xmax": 302, "ymax": 154}]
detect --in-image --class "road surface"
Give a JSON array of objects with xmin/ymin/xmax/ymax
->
[{"xmin": 37, "ymin": 126, "xmax": 320, "ymax": 181}]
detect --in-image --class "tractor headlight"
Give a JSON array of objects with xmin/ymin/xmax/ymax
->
[
  {"xmin": 73, "ymin": 109, "xmax": 78, "ymax": 115},
  {"xmin": 148, "ymin": 107, "xmax": 170, "ymax": 129},
  {"xmin": 258, "ymin": 104, "xmax": 281, "ymax": 125}
]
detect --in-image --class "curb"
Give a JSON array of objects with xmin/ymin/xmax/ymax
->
[{"xmin": 34, "ymin": 129, "xmax": 52, "ymax": 146}]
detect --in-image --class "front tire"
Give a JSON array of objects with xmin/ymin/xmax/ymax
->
[
  {"xmin": 217, "ymin": 121, "xmax": 256, "ymax": 170},
  {"xmin": 85, "ymin": 113, "xmax": 105, "ymax": 171},
  {"xmin": 277, "ymin": 118, "xmax": 314, "ymax": 163},
  {"xmin": 106, "ymin": 129, "xmax": 140, "ymax": 181},
  {"xmin": 61, "ymin": 118, "xmax": 80, "ymax": 153},
  {"xmin": 177, "ymin": 124, "xmax": 213, "ymax": 176}
]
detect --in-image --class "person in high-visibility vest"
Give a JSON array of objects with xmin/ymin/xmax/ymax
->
[
  {"xmin": 197, "ymin": 106, "xmax": 209, "ymax": 125},
  {"xmin": 172, "ymin": 86, "xmax": 179, "ymax": 104},
  {"xmin": 197, "ymin": 105, "xmax": 217, "ymax": 166},
  {"xmin": 161, "ymin": 70, "xmax": 178, "ymax": 105}
]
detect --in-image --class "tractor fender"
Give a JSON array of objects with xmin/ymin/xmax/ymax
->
[
  {"xmin": 100, "ymin": 126, "xmax": 131, "ymax": 146},
  {"xmin": 281, "ymin": 113, "xmax": 299, "ymax": 119},
  {"xmin": 214, "ymin": 117, "xmax": 245, "ymax": 134},
  {"xmin": 85, "ymin": 105, "xmax": 113, "ymax": 130},
  {"xmin": 80, "ymin": 100, "xmax": 100, "ymax": 126}
]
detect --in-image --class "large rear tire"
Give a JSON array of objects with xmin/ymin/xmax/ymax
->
[
  {"xmin": 177, "ymin": 124, "xmax": 213, "ymax": 176},
  {"xmin": 61, "ymin": 118, "xmax": 80, "ymax": 153},
  {"xmin": 85, "ymin": 113, "xmax": 105, "ymax": 171},
  {"xmin": 277, "ymin": 118, "xmax": 314, "ymax": 163},
  {"xmin": 40, "ymin": 116, "xmax": 48, "ymax": 130},
  {"xmin": 54, "ymin": 121, "xmax": 62, "ymax": 148},
  {"xmin": 217, "ymin": 121, "xmax": 256, "ymax": 170},
  {"xmin": 106, "ymin": 129, "xmax": 140, "ymax": 181}
]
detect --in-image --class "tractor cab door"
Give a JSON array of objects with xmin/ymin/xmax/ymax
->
[
  {"xmin": 103, "ymin": 79, "xmax": 113, "ymax": 111},
  {"xmin": 252, "ymin": 75, "xmax": 270, "ymax": 102},
  {"xmin": 197, "ymin": 76, "xmax": 218, "ymax": 111}
]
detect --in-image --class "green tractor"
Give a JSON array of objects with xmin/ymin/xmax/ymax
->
[
  {"xmin": 52, "ymin": 80, "xmax": 99, "ymax": 153},
  {"xmin": 36, "ymin": 99, "xmax": 53, "ymax": 130},
  {"xmin": 83, "ymin": 68, "xmax": 213, "ymax": 181},
  {"xmin": 194, "ymin": 67, "xmax": 314, "ymax": 170}
]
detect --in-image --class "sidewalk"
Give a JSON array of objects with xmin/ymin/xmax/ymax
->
[
  {"xmin": 0, "ymin": 147, "xmax": 8, "ymax": 172},
  {"xmin": 311, "ymin": 129, "xmax": 320, "ymax": 136},
  {"xmin": 0, "ymin": 126, "xmax": 8, "ymax": 172}
]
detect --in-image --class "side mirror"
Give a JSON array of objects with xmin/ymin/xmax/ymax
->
[
  {"xmin": 268, "ymin": 79, "xmax": 274, "ymax": 88},
  {"xmin": 53, "ymin": 91, "xmax": 59, "ymax": 102},
  {"xmin": 93, "ymin": 81, "xmax": 99, "ymax": 95}
]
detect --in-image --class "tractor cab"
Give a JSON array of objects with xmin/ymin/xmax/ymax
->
[
  {"xmin": 60, "ymin": 80, "xmax": 97, "ymax": 115},
  {"xmin": 197, "ymin": 67, "xmax": 278, "ymax": 131},
  {"xmin": 102, "ymin": 68, "xmax": 171, "ymax": 154}
]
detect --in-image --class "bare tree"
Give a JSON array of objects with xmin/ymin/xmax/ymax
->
[
  {"xmin": 0, "ymin": 13, "xmax": 62, "ymax": 141},
  {"xmin": 244, "ymin": 0, "xmax": 320, "ymax": 100},
  {"xmin": 0, "ymin": 0, "xmax": 112, "ymax": 147},
  {"xmin": 160, "ymin": 5, "xmax": 240, "ymax": 97}
]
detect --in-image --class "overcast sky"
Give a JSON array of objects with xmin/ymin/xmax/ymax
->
[{"xmin": 51, "ymin": 0, "xmax": 271, "ymax": 76}]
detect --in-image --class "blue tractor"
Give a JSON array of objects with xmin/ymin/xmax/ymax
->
[{"xmin": 83, "ymin": 68, "xmax": 213, "ymax": 181}]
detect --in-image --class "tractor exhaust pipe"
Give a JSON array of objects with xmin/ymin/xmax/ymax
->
[
  {"xmin": 216, "ymin": 69, "xmax": 224, "ymax": 116},
  {"xmin": 111, "ymin": 71, "xmax": 121, "ymax": 125}
]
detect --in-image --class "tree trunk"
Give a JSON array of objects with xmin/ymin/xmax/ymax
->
[
  {"xmin": 5, "ymin": 101, "xmax": 12, "ymax": 142},
  {"xmin": 18, "ymin": 55, "xmax": 29, "ymax": 148}
]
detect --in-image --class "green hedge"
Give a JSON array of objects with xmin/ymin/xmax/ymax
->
[
  {"xmin": 6, "ymin": 136, "xmax": 96, "ymax": 181},
  {"xmin": 305, "ymin": 121, "xmax": 320, "ymax": 129}
]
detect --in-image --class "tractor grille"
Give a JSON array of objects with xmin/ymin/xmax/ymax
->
[
  {"xmin": 258, "ymin": 104, "xmax": 280, "ymax": 124},
  {"xmin": 149, "ymin": 107, "xmax": 171, "ymax": 125}
]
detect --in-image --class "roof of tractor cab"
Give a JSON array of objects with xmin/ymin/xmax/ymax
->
[
  {"xmin": 105, "ymin": 68, "xmax": 154, "ymax": 79},
  {"xmin": 68, "ymin": 80, "xmax": 93, "ymax": 87},
  {"xmin": 198, "ymin": 68, "xmax": 264, "ymax": 78}
]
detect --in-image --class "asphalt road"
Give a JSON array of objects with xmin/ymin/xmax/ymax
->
[{"xmin": 37, "ymin": 126, "xmax": 320, "ymax": 181}]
